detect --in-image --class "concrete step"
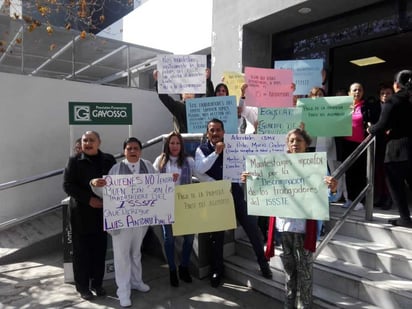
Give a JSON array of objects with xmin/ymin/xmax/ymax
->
[
  {"xmin": 225, "ymin": 255, "xmax": 380, "ymax": 309},
  {"xmin": 328, "ymin": 204, "xmax": 412, "ymax": 250},
  {"xmin": 320, "ymin": 234, "xmax": 412, "ymax": 280},
  {"xmin": 233, "ymin": 236, "xmax": 412, "ymax": 308},
  {"xmin": 326, "ymin": 217, "xmax": 412, "ymax": 250},
  {"xmin": 0, "ymin": 208, "xmax": 63, "ymax": 264},
  {"xmin": 315, "ymin": 255, "xmax": 412, "ymax": 309}
]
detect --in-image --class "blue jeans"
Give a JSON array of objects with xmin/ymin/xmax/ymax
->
[
  {"xmin": 162, "ymin": 224, "xmax": 194, "ymax": 271},
  {"xmin": 317, "ymin": 220, "xmax": 323, "ymax": 240}
]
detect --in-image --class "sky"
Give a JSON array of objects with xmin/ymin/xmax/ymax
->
[{"xmin": 99, "ymin": 0, "xmax": 213, "ymax": 54}]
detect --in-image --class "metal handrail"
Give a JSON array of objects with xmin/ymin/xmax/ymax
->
[
  {"xmin": 0, "ymin": 203, "xmax": 64, "ymax": 232},
  {"xmin": 1, "ymin": 131, "xmax": 374, "ymax": 257},
  {"xmin": 0, "ymin": 133, "xmax": 203, "ymax": 230},
  {"xmin": 314, "ymin": 134, "xmax": 376, "ymax": 259},
  {"xmin": 0, "ymin": 133, "xmax": 203, "ymax": 192}
]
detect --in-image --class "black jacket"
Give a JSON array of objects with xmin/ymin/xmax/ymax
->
[
  {"xmin": 155, "ymin": 81, "xmax": 188, "ymax": 133},
  {"xmin": 369, "ymin": 89, "xmax": 412, "ymax": 162},
  {"xmin": 63, "ymin": 150, "xmax": 116, "ymax": 234}
]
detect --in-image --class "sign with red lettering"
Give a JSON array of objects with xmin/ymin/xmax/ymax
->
[{"xmin": 244, "ymin": 67, "xmax": 294, "ymax": 107}]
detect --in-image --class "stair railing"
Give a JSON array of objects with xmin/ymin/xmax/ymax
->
[
  {"xmin": 314, "ymin": 134, "xmax": 376, "ymax": 259},
  {"xmin": 0, "ymin": 133, "xmax": 203, "ymax": 231},
  {"xmin": 0, "ymin": 131, "xmax": 375, "ymax": 257}
]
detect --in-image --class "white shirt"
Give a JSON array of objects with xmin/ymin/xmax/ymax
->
[
  {"xmin": 194, "ymin": 143, "xmax": 219, "ymax": 182},
  {"xmin": 152, "ymin": 155, "xmax": 196, "ymax": 185}
]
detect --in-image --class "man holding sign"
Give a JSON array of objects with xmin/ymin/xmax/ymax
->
[{"xmin": 195, "ymin": 118, "xmax": 272, "ymax": 288}]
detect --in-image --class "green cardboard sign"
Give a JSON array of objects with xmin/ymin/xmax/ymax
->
[
  {"xmin": 245, "ymin": 152, "xmax": 329, "ymax": 220},
  {"xmin": 297, "ymin": 96, "xmax": 352, "ymax": 137}
]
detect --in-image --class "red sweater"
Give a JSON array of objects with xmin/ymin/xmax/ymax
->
[{"xmin": 265, "ymin": 217, "xmax": 317, "ymax": 259}]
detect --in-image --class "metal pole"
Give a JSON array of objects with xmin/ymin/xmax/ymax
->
[{"xmin": 365, "ymin": 136, "xmax": 375, "ymax": 221}]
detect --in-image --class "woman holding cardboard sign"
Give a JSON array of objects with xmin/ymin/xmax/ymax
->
[
  {"xmin": 242, "ymin": 128, "xmax": 338, "ymax": 309},
  {"xmin": 91, "ymin": 137, "xmax": 155, "ymax": 308},
  {"xmin": 153, "ymin": 131, "xmax": 197, "ymax": 287}
]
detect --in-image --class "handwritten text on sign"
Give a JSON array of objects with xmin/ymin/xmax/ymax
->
[
  {"xmin": 274, "ymin": 59, "xmax": 323, "ymax": 96},
  {"xmin": 245, "ymin": 152, "xmax": 329, "ymax": 220},
  {"xmin": 257, "ymin": 107, "xmax": 303, "ymax": 134},
  {"xmin": 223, "ymin": 134, "xmax": 286, "ymax": 183},
  {"xmin": 223, "ymin": 71, "xmax": 245, "ymax": 103},
  {"xmin": 186, "ymin": 96, "xmax": 238, "ymax": 134},
  {"xmin": 157, "ymin": 54, "xmax": 206, "ymax": 94},
  {"xmin": 244, "ymin": 67, "xmax": 293, "ymax": 107},
  {"xmin": 103, "ymin": 173, "xmax": 175, "ymax": 231},
  {"xmin": 297, "ymin": 96, "xmax": 352, "ymax": 137},
  {"xmin": 172, "ymin": 181, "xmax": 236, "ymax": 236}
]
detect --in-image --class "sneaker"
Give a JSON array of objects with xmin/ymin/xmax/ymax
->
[
  {"xmin": 354, "ymin": 202, "xmax": 364, "ymax": 211},
  {"xmin": 91, "ymin": 286, "xmax": 106, "ymax": 297},
  {"xmin": 342, "ymin": 199, "xmax": 352, "ymax": 208},
  {"xmin": 120, "ymin": 298, "xmax": 132, "ymax": 308},
  {"xmin": 80, "ymin": 290, "xmax": 93, "ymax": 301},
  {"xmin": 132, "ymin": 282, "xmax": 150, "ymax": 293}
]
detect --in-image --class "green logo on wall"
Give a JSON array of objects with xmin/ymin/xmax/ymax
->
[{"xmin": 69, "ymin": 102, "xmax": 132, "ymax": 125}]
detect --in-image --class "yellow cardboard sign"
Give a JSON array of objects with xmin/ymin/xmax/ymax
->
[
  {"xmin": 223, "ymin": 71, "xmax": 245, "ymax": 103},
  {"xmin": 172, "ymin": 180, "xmax": 236, "ymax": 236}
]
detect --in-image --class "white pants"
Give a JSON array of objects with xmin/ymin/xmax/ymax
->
[{"xmin": 110, "ymin": 226, "xmax": 148, "ymax": 300}]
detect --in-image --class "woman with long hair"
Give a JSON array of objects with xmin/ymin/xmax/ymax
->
[{"xmin": 153, "ymin": 131, "xmax": 196, "ymax": 286}]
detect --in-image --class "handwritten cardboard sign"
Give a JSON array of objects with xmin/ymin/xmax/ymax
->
[
  {"xmin": 223, "ymin": 134, "xmax": 286, "ymax": 183},
  {"xmin": 186, "ymin": 96, "xmax": 238, "ymax": 134},
  {"xmin": 297, "ymin": 96, "xmax": 352, "ymax": 137},
  {"xmin": 223, "ymin": 71, "xmax": 245, "ymax": 103},
  {"xmin": 245, "ymin": 152, "xmax": 329, "ymax": 220},
  {"xmin": 172, "ymin": 180, "xmax": 236, "ymax": 236},
  {"xmin": 157, "ymin": 54, "xmax": 206, "ymax": 94},
  {"xmin": 244, "ymin": 67, "xmax": 293, "ymax": 107},
  {"xmin": 102, "ymin": 173, "xmax": 175, "ymax": 231},
  {"xmin": 257, "ymin": 107, "xmax": 303, "ymax": 134},
  {"xmin": 274, "ymin": 59, "xmax": 324, "ymax": 95}
]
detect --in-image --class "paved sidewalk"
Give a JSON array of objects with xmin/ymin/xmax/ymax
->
[{"xmin": 0, "ymin": 249, "xmax": 280, "ymax": 308}]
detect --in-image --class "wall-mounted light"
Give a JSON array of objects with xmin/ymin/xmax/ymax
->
[{"xmin": 350, "ymin": 56, "xmax": 385, "ymax": 66}]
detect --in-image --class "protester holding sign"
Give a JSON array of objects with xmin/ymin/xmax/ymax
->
[
  {"xmin": 91, "ymin": 137, "xmax": 155, "ymax": 308},
  {"xmin": 242, "ymin": 128, "xmax": 338, "ymax": 309},
  {"xmin": 63, "ymin": 131, "xmax": 116, "ymax": 301},
  {"xmin": 194, "ymin": 118, "xmax": 272, "ymax": 288},
  {"xmin": 153, "ymin": 65, "xmax": 214, "ymax": 133},
  {"xmin": 216, "ymin": 82, "xmax": 258, "ymax": 134},
  {"xmin": 153, "ymin": 131, "xmax": 196, "ymax": 287},
  {"xmin": 153, "ymin": 69, "xmax": 193, "ymax": 133}
]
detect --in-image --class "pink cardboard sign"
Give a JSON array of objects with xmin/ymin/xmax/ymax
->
[{"xmin": 245, "ymin": 67, "xmax": 294, "ymax": 107}]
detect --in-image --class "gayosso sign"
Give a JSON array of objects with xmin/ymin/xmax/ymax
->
[{"xmin": 69, "ymin": 102, "xmax": 132, "ymax": 125}]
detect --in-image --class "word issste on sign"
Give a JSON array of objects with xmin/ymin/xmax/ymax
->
[
  {"xmin": 103, "ymin": 173, "xmax": 175, "ymax": 231},
  {"xmin": 245, "ymin": 152, "xmax": 329, "ymax": 220}
]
